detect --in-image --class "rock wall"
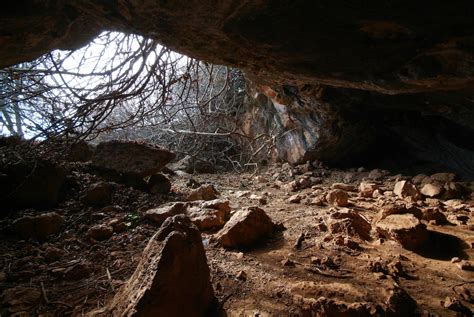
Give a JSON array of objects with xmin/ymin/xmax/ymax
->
[{"xmin": 2, "ymin": 1, "xmax": 474, "ymax": 178}]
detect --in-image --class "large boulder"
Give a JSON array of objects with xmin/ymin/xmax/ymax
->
[
  {"xmin": 92, "ymin": 141, "xmax": 175, "ymax": 178},
  {"xmin": 89, "ymin": 215, "xmax": 215, "ymax": 317},
  {"xmin": 216, "ymin": 207, "xmax": 276, "ymax": 248}
]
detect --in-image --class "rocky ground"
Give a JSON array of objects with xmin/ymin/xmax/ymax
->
[{"xmin": 0, "ymin": 139, "xmax": 473, "ymax": 316}]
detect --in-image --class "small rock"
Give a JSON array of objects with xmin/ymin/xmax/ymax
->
[
  {"xmin": 376, "ymin": 214, "xmax": 428, "ymax": 250},
  {"xmin": 421, "ymin": 208, "xmax": 447, "ymax": 224},
  {"xmin": 216, "ymin": 207, "xmax": 275, "ymax": 248},
  {"xmin": 43, "ymin": 246, "xmax": 65, "ymax": 263},
  {"xmin": 456, "ymin": 260, "xmax": 474, "ymax": 271},
  {"xmin": 108, "ymin": 218, "xmax": 127, "ymax": 233},
  {"xmin": 144, "ymin": 202, "xmax": 187, "ymax": 225},
  {"xmin": 379, "ymin": 203, "xmax": 422, "ymax": 220},
  {"xmin": 442, "ymin": 182, "xmax": 464, "ymax": 200},
  {"xmin": 147, "ymin": 174, "xmax": 171, "ymax": 194},
  {"xmin": 368, "ymin": 169, "xmax": 389, "ymax": 180},
  {"xmin": 412, "ymin": 174, "xmax": 428, "ymax": 184},
  {"xmin": 326, "ymin": 189, "xmax": 349, "ymax": 207},
  {"xmin": 281, "ymin": 258, "xmax": 295, "ymax": 267},
  {"xmin": 430, "ymin": 172, "xmax": 457, "ymax": 183},
  {"xmin": 86, "ymin": 224, "xmax": 114, "ymax": 241},
  {"xmin": 288, "ymin": 194, "xmax": 303, "ymax": 203},
  {"xmin": 393, "ymin": 180, "xmax": 421, "ymax": 200},
  {"xmin": 187, "ymin": 184, "xmax": 219, "ymax": 201},
  {"xmin": 420, "ymin": 183, "xmax": 443, "ymax": 198},
  {"xmin": 250, "ymin": 194, "xmax": 267, "ymax": 205},
  {"xmin": 329, "ymin": 208, "xmax": 371, "ymax": 240},
  {"xmin": 188, "ymin": 206, "xmax": 230, "ymax": 231},
  {"xmin": 442, "ymin": 296, "xmax": 472, "ymax": 315},
  {"xmin": 451, "ymin": 257, "xmax": 461, "ymax": 263},
  {"xmin": 64, "ymin": 262, "xmax": 91, "ymax": 280},
  {"xmin": 82, "ymin": 182, "xmax": 114, "ymax": 207},
  {"xmin": 199, "ymin": 199, "xmax": 231, "ymax": 212},
  {"xmin": 385, "ymin": 285, "xmax": 417, "ymax": 316},
  {"xmin": 236, "ymin": 270, "xmax": 247, "ymax": 280},
  {"xmin": 12, "ymin": 212, "xmax": 64, "ymax": 240},
  {"xmin": 359, "ymin": 182, "xmax": 379, "ymax": 198},
  {"xmin": 331, "ymin": 183, "xmax": 355, "ymax": 192}
]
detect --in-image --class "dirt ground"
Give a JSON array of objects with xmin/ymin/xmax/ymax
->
[{"xmin": 1, "ymin": 160, "xmax": 473, "ymax": 316}]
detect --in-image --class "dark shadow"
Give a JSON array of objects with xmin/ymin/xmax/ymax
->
[{"xmin": 415, "ymin": 230, "xmax": 469, "ymax": 260}]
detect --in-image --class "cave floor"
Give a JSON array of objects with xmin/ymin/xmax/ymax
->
[{"xmin": 1, "ymin": 164, "xmax": 473, "ymax": 316}]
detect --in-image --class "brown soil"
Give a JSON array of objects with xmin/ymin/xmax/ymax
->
[{"xmin": 1, "ymin": 159, "xmax": 473, "ymax": 316}]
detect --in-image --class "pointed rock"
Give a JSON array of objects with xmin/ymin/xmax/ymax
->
[{"xmin": 89, "ymin": 215, "xmax": 215, "ymax": 317}]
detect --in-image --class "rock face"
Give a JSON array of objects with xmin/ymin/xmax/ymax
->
[
  {"xmin": 92, "ymin": 141, "xmax": 175, "ymax": 178},
  {"xmin": 2, "ymin": 2, "xmax": 474, "ymax": 177},
  {"xmin": 89, "ymin": 215, "xmax": 215, "ymax": 317},
  {"xmin": 216, "ymin": 207, "xmax": 275, "ymax": 248},
  {"xmin": 376, "ymin": 214, "xmax": 429, "ymax": 250}
]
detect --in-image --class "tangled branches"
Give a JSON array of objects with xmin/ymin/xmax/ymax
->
[{"xmin": 0, "ymin": 31, "xmax": 274, "ymax": 169}]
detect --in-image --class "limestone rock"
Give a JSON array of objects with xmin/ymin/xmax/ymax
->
[
  {"xmin": 12, "ymin": 212, "xmax": 64, "ymax": 240},
  {"xmin": 216, "ymin": 207, "xmax": 275, "ymax": 248},
  {"xmin": 376, "ymin": 214, "xmax": 429, "ymax": 250},
  {"xmin": 420, "ymin": 183, "xmax": 443, "ymax": 198},
  {"xmin": 89, "ymin": 215, "xmax": 215, "ymax": 317},
  {"xmin": 187, "ymin": 185, "xmax": 219, "ymax": 201},
  {"xmin": 326, "ymin": 189, "xmax": 350, "ymax": 207},
  {"xmin": 92, "ymin": 141, "xmax": 175, "ymax": 178},
  {"xmin": 359, "ymin": 182, "xmax": 379, "ymax": 198},
  {"xmin": 144, "ymin": 203, "xmax": 187, "ymax": 225},
  {"xmin": 147, "ymin": 174, "xmax": 171, "ymax": 194},
  {"xmin": 393, "ymin": 181, "xmax": 421, "ymax": 200}
]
